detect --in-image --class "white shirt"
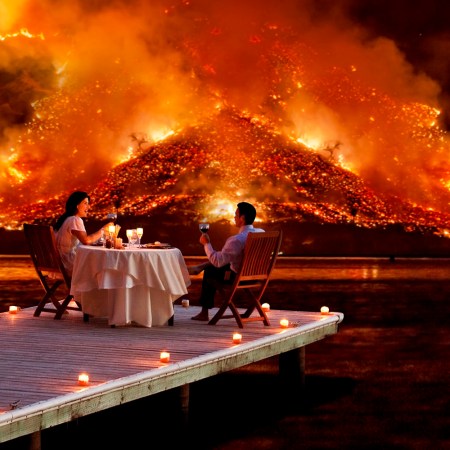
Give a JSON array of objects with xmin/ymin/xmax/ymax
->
[
  {"xmin": 204, "ymin": 225, "xmax": 265, "ymax": 272},
  {"xmin": 55, "ymin": 216, "xmax": 86, "ymax": 275}
]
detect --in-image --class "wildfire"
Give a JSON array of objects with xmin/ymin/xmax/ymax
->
[
  {"xmin": 0, "ymin": 28, "xmax": 44, "ymax": 41},
  {"xmin": 1, "ymin": 1, "xmax": 450, "ymax": 237}
]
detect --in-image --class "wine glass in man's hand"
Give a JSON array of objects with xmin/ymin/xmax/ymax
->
[{"xmin": 199, "ymin": 223, "xmax": 209, "ymax": 233}]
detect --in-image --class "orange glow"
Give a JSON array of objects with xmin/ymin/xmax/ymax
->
[
  {"xmin": 77, "ymin": 373, "xmax": 89, "ymax": 386},
  {"xmin": 0, "ymin": 1, "xmax": 449, "ymax": 235},
  {"xmin": 232, "ymin": 333, "xmax": 242, "ymax": 344},
  {"xmin": 160, "ymin": 351, "xmax": 170, "ymax": 363}
]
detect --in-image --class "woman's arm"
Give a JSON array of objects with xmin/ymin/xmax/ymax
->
[{"xmin": 72, "ymin": 222, "xmax": 114, "ymax": 245}]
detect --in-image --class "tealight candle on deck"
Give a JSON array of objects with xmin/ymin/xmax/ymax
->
[
  {"xmin": 262, "ymin": 303, "xmax": 270, "ymax": 312},
  {"xmin": 320, "ymin": 306, "xmax": 330, "ymax": 315},
  {"xmin": 78, "ymin": 373, "xmax": 89, "ymax": 386},
  {"xmin": 9, "ymin": 306, "xmax": 18, "ymax": 314},
  {"xmin": 160, "ymin": 351, "xmax": 170, "ymax": 363},
  {"xmin": 232, "ymin": 332, "xmax": 242, "ymax": 344},
  {"xmin": 181, "ymin": 299, "xmax": 189, "ymax": 308},
  {"xmin": 280, "ymin": 319, "xmax": 289, "ymax": 328}
]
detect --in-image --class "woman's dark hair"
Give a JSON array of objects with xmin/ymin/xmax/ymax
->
[
  {"xmin": 54, "ymin": 191, "xmax": 90, "ymax": 231},
  {"xmin": 237, "ymin": 202, "xmax": 256, "ymax": 225}
]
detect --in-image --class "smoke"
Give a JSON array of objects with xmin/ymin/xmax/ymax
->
[{"xmin": 0, "ymin": 0, "xmax": 449, "ymax": 212}]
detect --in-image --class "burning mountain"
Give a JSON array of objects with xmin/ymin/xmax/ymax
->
[
  {"xmin": 5, "ymin": 107, "xmax": 450, "ymax": 242},
  {"xmin": 1, "ymin": 0, "xmax": 450, "ymax": 244}
]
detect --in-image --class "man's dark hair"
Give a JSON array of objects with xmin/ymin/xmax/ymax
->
[{"xmin": 237, "ymin": 202, "xmax": 256, "ymax": 225}]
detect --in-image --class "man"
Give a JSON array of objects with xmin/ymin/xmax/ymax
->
[{"xmin": 190, "ymin": 202, "xmax": 264, "ymax": 321}]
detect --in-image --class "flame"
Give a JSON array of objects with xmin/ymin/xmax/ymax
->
[{"xmin": 0, "ymin": 28, "xmax": 44, "ymax": 41}]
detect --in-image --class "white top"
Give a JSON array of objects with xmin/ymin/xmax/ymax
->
[
  {"xmin": 204, "ymin": 224, "xmax": 265, "ymax": 272},
  {"xmin": 54, "ymin": 216, "xmax": 86, "ymax": 275}
]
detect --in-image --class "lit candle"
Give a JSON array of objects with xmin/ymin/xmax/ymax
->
[
  {"xmin": 9, "ymin": 306, "xmax": 19, "ymax": 314},
  {"xmin": 108, "ymin": 225, "xmax": 115, "ymax": 235},
  {"xmin": 232, "ymin": 332, "xmax": 242, "ymax": 344},
  {"xmin": 280, "ymin": 319, "xmax": 289, "ymax": 328},
  {"xmin": 320, "ymin": 306, "xmax": 330, "ymax": 315},
  {"xmin": 262, "ymin": 303, "xmax": 270, "ymax": 312},
  {"xmin": 78, "ymin": 373, "xmax": 89, "ymax": 386},
  {"xmin": 160, "ymin": 351, "xmax": 170, "ymax": 363},
  {"xmin": 181, "ymin": 299, "xmax": 189, "ymax": 308}
]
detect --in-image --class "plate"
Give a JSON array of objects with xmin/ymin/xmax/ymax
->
[{"xmin": 145, "ymin": 243, "xmax": 172, "ymax": 249}]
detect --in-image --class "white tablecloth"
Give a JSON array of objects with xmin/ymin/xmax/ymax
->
[{"xmin": 70, "ymin": 245, "xmax": 191, "ymax": 327}]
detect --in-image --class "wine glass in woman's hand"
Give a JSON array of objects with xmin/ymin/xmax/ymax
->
[{"xmin": 199, "ymin": 223, "xmax": 209, "ymax": 233}]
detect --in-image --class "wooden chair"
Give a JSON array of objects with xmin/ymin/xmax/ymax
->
[
  {"xmin": 23, "ymin": 223, "xmax": 82, "ymax": 319},
  {"xmin": 208, "ymin": 230, "xmax": 282, "ymax": 328}
]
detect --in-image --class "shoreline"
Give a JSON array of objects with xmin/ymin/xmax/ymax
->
[{"xmin": 3, "ymin": 220, "xmax": 450, "ymax": 258}]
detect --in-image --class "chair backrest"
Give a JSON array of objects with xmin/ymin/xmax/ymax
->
[
  {"xmin": 238, "ymin": 230, "xmax": 282, "ymax": 282},
  {"xmin": 23, "ymin": 223, "xmax": 71, "ymax": 287}
]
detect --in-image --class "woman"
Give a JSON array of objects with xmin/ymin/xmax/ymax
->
[{"xmin": 54, "ymin": 191, "xmax": 113, "ymax": 275}]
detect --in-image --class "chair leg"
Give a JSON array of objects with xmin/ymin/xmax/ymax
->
[
  {"xmin": 34, "ymin": 279, "xmax": 63, "ymax": 317},
  {"xmin": 208, "ymin": 299, "xmax": 244, "ymax": 328},
  {"xmin": 54, "ymin": 295, "xmax": 74, "ymax": 320}
]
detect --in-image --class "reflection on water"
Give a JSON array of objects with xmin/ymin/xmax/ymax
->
[
  {"xmin": 3, "ymin": 255, "xmax": 450, "ymax": 282},
  {"xmin": 275, "ymin": 257, "xmax": 450, "ymax": 280},
  {"xmin": 2, "ymin": 255, "xmax": 450, "ymax": 317}
]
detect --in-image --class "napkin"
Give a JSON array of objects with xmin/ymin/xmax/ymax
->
[{"xmin": 114, "ymin": 224, "xmax": 121, "ymax": 238}]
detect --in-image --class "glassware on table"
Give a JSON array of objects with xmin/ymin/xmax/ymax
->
[
  {"xmin": 129, "ymin": 229, "xmax": 138, "ymax": 248},
  {"xmin": 199, "ymin": 223, "xmax": 209, "ymax": 233},
  {"xmin": 136, "ymin": 227, "xmax": 143, "ymax": 247},
  {"xmin": 98, "ymin": 229, "xmax": 105, "ymax": 247},
  {"xmin": 126, "ymin": 229, "xmax": 134, "ymax": 248}
]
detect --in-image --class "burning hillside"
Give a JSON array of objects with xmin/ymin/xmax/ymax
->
[
  {"xmin": 4, "ymin": 107, "xmax": 450, "ymax": 242},
  {"xmin": 1, "ymin": 0, "xmax": 450, "ymax": 245}
]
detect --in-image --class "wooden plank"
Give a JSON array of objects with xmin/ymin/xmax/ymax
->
[{"xmin": 0, "ymin": 305, "xmax": 343, "ymax": 443}]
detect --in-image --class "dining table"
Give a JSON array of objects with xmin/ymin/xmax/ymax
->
[{"xmin": 70, "ymin": 244, "xmax": 191, "ymax": 327}]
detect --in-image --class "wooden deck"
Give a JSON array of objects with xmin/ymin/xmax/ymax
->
[{"xmin": 0, "ymin": 303, "xmax": 343, "ymax": 445}]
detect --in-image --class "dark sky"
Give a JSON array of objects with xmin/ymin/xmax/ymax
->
[{"xmin": 342, "ymin": 0, "xmax": 450, "ymax": 125}]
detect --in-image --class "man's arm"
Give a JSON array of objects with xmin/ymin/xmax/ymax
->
[{"xmin": 204, "ymin": 235, "xmax": 242, "ymax": 268}]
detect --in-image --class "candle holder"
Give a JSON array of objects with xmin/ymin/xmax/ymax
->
[
  {"xmin": 232, "ymin": 332, "xmax": 242, "ymax": 344},
  {"xmin": 320, "ymin": 306, "xmax": 330, "ymax": 315},
  {"xmin": 78, "ymin": 373, "xmax": 90, "ymax": 386},
  {"xmin": 261, "ymin": 303, "xmax": 270, "ymax": 312},
  {"xmin": 280, "ymin": 319, "xmax": 289, "ymax": 328},
  {"xmin": 160, "ymin": 351, "xmax": 170, "ymax": 363},
  {"xmin": 9, "ymin": 306, "xmax": 19, "ymax": 314}
]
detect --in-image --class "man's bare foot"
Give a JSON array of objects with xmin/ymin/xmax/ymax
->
[{"xmin": 191, "ymin": 312, "xmax": 209, "ymax": 321}]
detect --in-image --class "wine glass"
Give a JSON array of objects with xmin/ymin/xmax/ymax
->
[
  {"xmin": 98, "ymin": 229, "xmax": 106, "ymax": 247},
  {"xmin": 126, "ymin": 229, "xmax": 133, "ymax": 248},
  {"xmin": 129, "ymin": 229, "xmax": 138, "ymax": 248},
  {"xmin": 199, "ymin": 223, "xmax": 209, "ymax": 233},
  {"xmin": 136, "ymin": 227, "xmax": 143, "ymax": 247}
]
